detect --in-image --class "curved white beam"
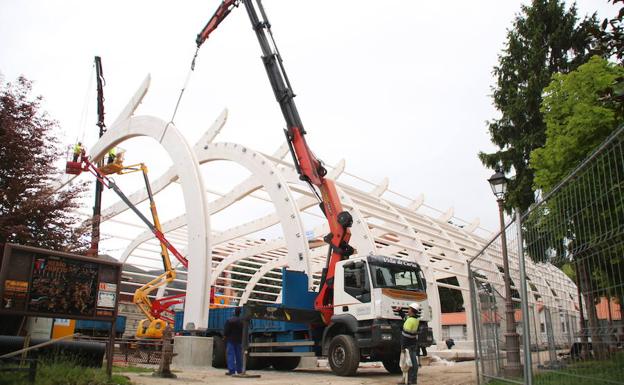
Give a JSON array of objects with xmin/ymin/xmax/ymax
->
[
  {"xmin": 211, "ymin": 239, "xmax": 285, "ymax": 286},
  {"xmin": 199, "ymin": 142, "xmax": 309, "ymax": 274},
  {"xmin": 101, "ymin": 109, "xmax": 228, "ymax": 220},
  {"xmin": 240, "ymin": 259, "xmax": 286, "ymax": 304},
  {"xmin": 89, "ymin": 115, "xmax": 211, "ymax": 331}
]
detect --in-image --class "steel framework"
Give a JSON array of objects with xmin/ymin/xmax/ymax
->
[{"xmin": 60, "ymin": 77, "xmax": 577, "ymax": 343}]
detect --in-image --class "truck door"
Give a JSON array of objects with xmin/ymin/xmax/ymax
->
[{"xmin": 334, "ymin": 261, "xmax": 373, "ymax": 319}]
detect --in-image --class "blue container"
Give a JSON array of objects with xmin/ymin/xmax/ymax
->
[
  {"xmin": 174, "ymin": 307, "xmax": 308, "ymax": 335},
  {"xmin": 75, "ymin": 315, "xmax": 126, "ymax": 334},
  {"xmin": 174, "ymin": 311, "xmax": 185, "ymax": 332},
  {"xmin": 249, "ymin": 318, "xmax": 308, "ymax": 332},
  {"xmin": 208, "ymin": 308, "xmax": 236, "ymax": 332}
]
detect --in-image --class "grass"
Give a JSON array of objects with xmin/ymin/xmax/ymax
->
[
  {"xmin": 113, "ymin": 365, "xmax": 154, "ymax": 374},
  {"xmin": 488, "ymin": 352, "xmax": 624, "ymax": 385},
  {"xmin": 0, "ymin": 360, "xmax": 132, "ymax": 385}
]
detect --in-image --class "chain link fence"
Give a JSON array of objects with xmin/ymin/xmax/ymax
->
[{"xmin": 469, "ymin": 126, "xmax": 624, "ymax": 384}]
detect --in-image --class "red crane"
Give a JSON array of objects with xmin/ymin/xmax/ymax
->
[{"xmin": 196, "ymin": 0, "xmax": 355, "ymax": 324}]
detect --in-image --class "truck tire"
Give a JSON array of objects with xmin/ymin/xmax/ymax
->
[
  {"xmin": 382, "ymin": 357, "xmax": 402, "ymax": 374},
  {"xmin": 271, "ymin": 356, "xmax": 301, "ymax": 371},
  {"xmin": 247, "ymin": 356, "xmax": 271, "ymax": 370},
  {"xmin": 328, "ymin": 335, "xmax": 360, "ymax": 376},
  {"xmin": 212, "ymin": 336, "xmax": 227, "ymax": 368}
]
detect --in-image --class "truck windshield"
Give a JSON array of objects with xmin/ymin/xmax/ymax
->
[{"xmin": 369, "ymin": 261, "xmax": 425, "ymax": 292}]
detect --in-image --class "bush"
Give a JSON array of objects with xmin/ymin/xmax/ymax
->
[{"xmin": 0, "ymin": 360, "xmax": 131, "ymax": 385}]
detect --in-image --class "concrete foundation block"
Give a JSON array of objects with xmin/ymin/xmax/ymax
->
[
  {"xmin": 297, "ymin": 357, "xmax": 318, "ymax": 369},
  {"xmin": 172, "ymin": 336, "xmax": 213, "ymax": 368}
]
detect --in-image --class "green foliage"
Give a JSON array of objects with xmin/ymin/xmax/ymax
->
[
  {"xmin": 479, "ymin": 0, "xmax": 600, "ymax": 212},
  {"xmin": 531, "ymin": 56, "xmax": 624, "ymax": 192},
  {"xmin": 489, "ymin": 352, "xmax": 624, "ymax": 385},
  {"xmin": 0, "ymin": 75, "xmax": 89, "ymax": 252},
  {"xmin": 521, "ymin": 56, "xmax": 624, "ymax": 361},
  {"xmin": 0, "ymin": 361, "xmax": 131, "ymax": 385},
  {"xmin": 596, "ymin": 0, "xmax": 624, "ymax": 63},
  {"xmin": 113, "ymin": 365, "xmax": 153, "ymax": 374}
]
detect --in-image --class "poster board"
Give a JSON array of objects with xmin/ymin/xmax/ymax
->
[{"xmin": 0, "ymin": 243, "xmax": 121, "ymax": 322}]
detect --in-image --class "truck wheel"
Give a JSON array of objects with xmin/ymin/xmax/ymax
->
[
  {"xmin": 271, "ymin": 356, "xmax": 301, "ymax": 371},
  {"xmin": 247, "ymin": 356, "xmax": 271, "ymax": 370},
  {"xmin": 212, "ymin": 336, "xmax": 227, "ymax": 368},
  {"xmin": 382, "ymin": 357, "xmax": 402, "ymax": 374},
  {"xmin": 328, "ymin": 335, "xmax": 359, "ymax": 376}
]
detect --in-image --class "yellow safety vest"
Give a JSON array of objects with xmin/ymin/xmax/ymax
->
[{"xmin": 402, "ymin": 316, "xmax": 420, "ymax": 338}]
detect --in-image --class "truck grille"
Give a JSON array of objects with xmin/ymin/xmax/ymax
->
[{"xmin": 392, "ymin": 307, "xmax": 409, "ymax": 317}]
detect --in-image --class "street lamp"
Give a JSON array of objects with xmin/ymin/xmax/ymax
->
[{"xmin": 488, "ymin": 169, "xmax": 522, "ymax": 378}]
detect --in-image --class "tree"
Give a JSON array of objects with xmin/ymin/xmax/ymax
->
[
  {"xmin": 479, "ymin": 0, "xmax": 600, "ymax": 212},
  {"xmin": 527, "ymin": 56, "xmax": 624, "ymax": 359},
  {"xmin": 531, "ymin": 56, "xmax": 624, "ymax": 189},
  {"xmin": 596, "ymin": 0, "xmax": 624, "ymax": 63},
  {"xmin": 0, "ymin": 76, "xmax": 89, "ymax": 252}
]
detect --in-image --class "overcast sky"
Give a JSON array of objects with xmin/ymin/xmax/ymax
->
[{"xmin": 1, "ymin": 0, "xmax": 619, "ymax": 236}]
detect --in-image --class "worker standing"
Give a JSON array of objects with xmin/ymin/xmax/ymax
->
[
  {"xmin": 72, "ymin": 142, "xmax": 84, "ymax": 162},
  {"xmin": 223, "ymin": 307, "xmax": 244, "ymax": 375},
  {"xmin": 400, "ymin": 302, "xmax": 422, "ymax": 385}
]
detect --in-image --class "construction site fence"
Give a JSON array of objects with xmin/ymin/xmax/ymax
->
[
  {"xmin": 74, "ymin": 335, "xmax": 169, "ymax": 368},
  {"xmin": 468, "ymin": 125, "xmax": 624, "ymax": 385}
]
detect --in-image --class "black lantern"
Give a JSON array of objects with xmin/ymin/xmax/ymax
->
[{"xmin": 488, "ymin": 169, "xmax": 507, "ymax": 200}]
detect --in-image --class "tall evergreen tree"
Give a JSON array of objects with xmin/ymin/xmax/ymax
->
[
  {"xmin": 479, "ymin": 0, "xmax": 600, "ymax": 212},
  {"xmin": 597, "ymin": 0, "xmax": 624, "ymax": 63},
  {"xmin": 0, "ymin": 75, "xmax": 88, "ymax": 252}
]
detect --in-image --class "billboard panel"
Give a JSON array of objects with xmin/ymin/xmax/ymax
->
[{"xmin": 0, "ymin": 243, "xmax": 121, "ymax": 322}]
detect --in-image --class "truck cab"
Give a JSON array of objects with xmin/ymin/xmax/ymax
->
[{"xmin": 324, "ymin": 255, "xmax": 433, "ymax": 375}]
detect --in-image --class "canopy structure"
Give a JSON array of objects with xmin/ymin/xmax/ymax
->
[{"xmin": 66, "ymin": 77, "xmax": 578, "ymax": 343}]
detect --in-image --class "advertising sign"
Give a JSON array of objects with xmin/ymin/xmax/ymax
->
[{"xmin": 0, "ymin": 243, "xmax": 121, "ymax": 322}]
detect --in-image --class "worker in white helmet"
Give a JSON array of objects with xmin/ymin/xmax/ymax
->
[{"xmin": 400, "ymin": 302, "xmax": 422, "ymax": 385}]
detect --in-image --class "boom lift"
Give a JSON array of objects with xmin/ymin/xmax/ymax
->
[
  {"xmin": 196, "ymin": 0, "xmax": 434, "ymax": 376},
  {"xmin": 68, "ymin": 153, "xmax": 188, "ymax": 339}
]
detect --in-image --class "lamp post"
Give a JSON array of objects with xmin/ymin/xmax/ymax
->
[{"xmin": 488, "ymin": 169, "xmax": 522, "ymax": 378}]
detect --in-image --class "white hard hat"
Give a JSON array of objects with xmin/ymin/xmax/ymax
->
[{"xmin": 409, "ymin": 302, "xmax": 422, "ymax": 312}]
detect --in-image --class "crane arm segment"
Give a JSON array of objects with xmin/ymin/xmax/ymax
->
[{"xmin": 196, "ymin": 0, "xmax": 355, "ymax": 323}]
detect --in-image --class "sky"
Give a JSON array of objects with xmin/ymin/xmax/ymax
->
[{"xmin": 0, "ymin": 0, "xmax": 619, "ymax": 238}]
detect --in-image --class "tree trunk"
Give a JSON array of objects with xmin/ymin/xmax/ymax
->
[{"xmin": 578, "ymin": 257, "xmax": 607, "ymax": 359}]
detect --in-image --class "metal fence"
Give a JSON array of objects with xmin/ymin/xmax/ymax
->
[
  {"xmin": 74, "ymin": 335, "xmax": 167, "ymax": 368},
  {"xmin": 469, "ymin": 126, "xmax": 624, "ymax": 385}
]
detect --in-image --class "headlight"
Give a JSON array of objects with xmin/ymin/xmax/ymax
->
[{"xmin": 381, "ymin": 334, "xmax": 393, "ymax": 341}]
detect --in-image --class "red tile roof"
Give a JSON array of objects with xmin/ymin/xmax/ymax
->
[{"xmin": 441, "ymin": 312, "xmax": 467, "ymax": 325}]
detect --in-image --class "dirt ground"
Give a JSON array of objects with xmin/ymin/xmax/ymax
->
[{"xmin": 123, "ymin": 361, "xmax": 476, "ymax": 385}]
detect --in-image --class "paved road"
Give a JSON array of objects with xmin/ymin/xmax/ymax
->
[{"xmin": 124, "ymin": 361, "xmax": 476, "ymax": 385}]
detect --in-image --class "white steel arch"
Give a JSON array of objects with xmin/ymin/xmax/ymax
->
[
  {"xmin": 88, "ymin": 114, "xmax": 211, "ymax": 330},
  {"xmin": 86, "ymin": 76, "xmax": 578, "ymax": 345}
]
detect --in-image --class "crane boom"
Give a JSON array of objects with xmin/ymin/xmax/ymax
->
[{"xmin": 197, "ymin": 0, "xmax": 354, "ymax": 323}]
